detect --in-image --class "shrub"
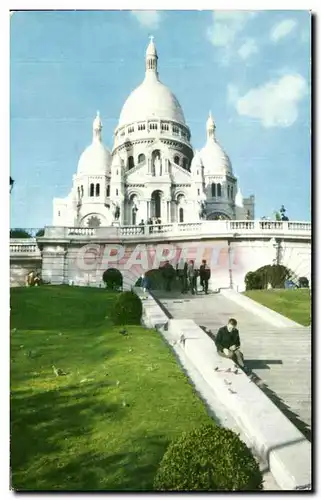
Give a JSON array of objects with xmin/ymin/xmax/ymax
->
[
  {"xmin": 298, "ymin": 276, "xmax": 309, "ymax": 288},
  {"xmin": 245, "ymin": 264, "xmax": 293, "ymax": 290},
  {"xmin": 102, "ymin": 268, "xmax": 123, "ymax": 291},
  {"xmin": 245, "ymin": 271, "xmax": 263, "ymax": 291},
  {"xmin": 110, "ymin": 291, "xmax": 143, "ymax": 325},
  {"xmin": 10, "ymin": 229, "xmax": 32, "ymax": 239},
  {"xmin": 154, "ymin": 424, "xmax": 263, "ymax": 491}
]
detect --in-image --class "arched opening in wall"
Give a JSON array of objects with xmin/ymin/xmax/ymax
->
[
  {"xmin": 102, "ymin": 268, "xmax": 123, "ymax": 291},
  {"xmin": 151, "ymin": 150, "xmax": 161, "ymax": 176},
  {"xmin": 77, "ymin": 187, "xmax": 80, "ymax": 200},
  {"xmin": 90, "ymin": 183, "xmax": 94, "ymax": 197},
  {"xmin": 182, "ymin": 158, "xmax": 188, "ymax": 170},
  {"xmin": 211, "ymin": 183, "xmax": 216, "ymax": 197},
  {"xmin": 227, "ymin": 185, "xmax": 230, "ymax": 198},
  {"xmin": 129, "ymin": 194, "xmax": 139, "ymax": 225},
  {"xmin": 132, "ymin": 208, "xmax": 137, "ymax": 225},
  {"xmin": 217, "ymin": 183, "xmax": 222, "ymax": 197},
  {"xmin": 81, "ymin": 185, "xmax": 84, "ymax": 197},
  {"xmin": 134, "ymin": 268, "xmax": 180, "ymax": 291},
  {"xmin": 96, "ymin": 183, "xmax": 100, "ymax": 196},
  {"xmin": 179, "ymin": 207, "xmax": 184, "ymax": 223},
  {"xmin": 138, "ymin": 153, "xmax": 145, "ymax": 164},
  {"xmin": 106, "ymin": 185, "xmax": 110, "ymax": 197},
  {"xmin": 151, "ymin": 190, "xmax": 162, "ymax": 219},
  {"xmin": 231, "ymin": 186, "xmax": 233, "ymax": 198},
  {"xmin": 128, "ymin": 156, "xmax": 134, "ymax": 170},
  {"xmin": 207, "ymin": 212, "xmax": 230, "ymax": 221},
  {"xmin": 174, "ymin": 155, "xmax": 180, "ymax": 166}
]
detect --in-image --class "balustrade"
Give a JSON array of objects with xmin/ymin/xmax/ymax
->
[{"xmin": 9, "ymin": 220, "xmax": 311, "ymax": 257}]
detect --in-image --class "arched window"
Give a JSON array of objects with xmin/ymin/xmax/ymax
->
[
  {"xmin": 217, "ymin": 183, "xmax": 222, "ymax": 197},
  {"xmin": 211, "ymin": 183, "xmax": 216, "ymax": 197},
  {"xmin": 77, "ymin": 186, "xmax": 80, "ymax": 199},
  {"xmin": 95, "ymin": 183, "xmax": 100, "ymax": 197},
  {"xmin": 81, "ymin": 185, "xmax": 84, "ymax": 197},
  {"xmin": 116, "ymin": 188, "xmax": 119, "ymax": 196},
  {"xmin": 197, "ymin": 169, "xmax": 199, "ymax": 176},
  {"xmin": 174, "ymin": 155, "xmax": 180, "ymax": 165},
  {"xmin": 179, "ymin": 207, "xmax": 184, "ymax": 223},
  {"xmin": 138, "ymin": 153, "xmax": 145, "ymax": 164},
  {"xmin": 197, "ymin": 189, "xmax": 200, "ymax": 195},
  {"xmin": 182, "ymin": 158, "xmax": 188, "ymax": 170},
  {"xmin": 231, "ymin": 186, "xmax": 233, "ymax": 198},
  {"xmin": 227, "ymin": 185, "xmax": 230, "ymax": 198},
  {"xmin": 90, "ymin": 183, "xmax": 94, "ymax": 197},
  {"xmin": 106, "ymin": 185, "xmax": 110, "ymax": 197},
  {"xmin": 128, "ymin": 156, "xmax": 134, "ymax": 169}
]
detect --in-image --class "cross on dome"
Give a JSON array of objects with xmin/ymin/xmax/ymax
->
[{"xmin": 149, "ymin": 35, "xmax": 154, "ymax": 42}]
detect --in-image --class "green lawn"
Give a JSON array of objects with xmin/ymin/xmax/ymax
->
[
  {"xmin": 243, "ymin": 289, "xmax": 311, "ymax": 326},
  {"xmin": 10, "ymin": 286, "xmax": 212, "ymax": 491}
]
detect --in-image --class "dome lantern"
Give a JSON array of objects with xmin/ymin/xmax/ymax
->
[
  {"xmin": 206, "ymin": 111, "xmax": 216, "ymax": 141},
  {"xmin": 145, "ymin": 35, "xmax": 158, "ymax": 77}
]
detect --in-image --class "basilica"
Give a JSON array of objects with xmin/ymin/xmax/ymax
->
[{"xmin": 53, "ymin": 38, "xmax": 255, "ymax": 228}]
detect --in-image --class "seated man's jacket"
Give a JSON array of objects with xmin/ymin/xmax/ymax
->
[{"xmin": 215, "ymin": 326, "xmax": 241, "ymax": 351}]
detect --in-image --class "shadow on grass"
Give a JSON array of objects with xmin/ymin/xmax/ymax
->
[
  {"xmin": 11, "ymin": 381, "xmax": 170, "ymax": 492},
  {"xmin": 18, "ymin": 434, "xmax": 170, "ymax": 492}
]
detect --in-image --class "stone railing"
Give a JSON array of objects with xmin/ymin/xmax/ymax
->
[
  {"xmin": 43, "ymin": 220, "xmax": 312, "ymax": 239},
  {"xmin": 10, "ymin": 238, "xmax": 42, "ymax": 258},
  {"xmin": 9, "ymin": 221, "xmax": 311, "ymax": 257}
]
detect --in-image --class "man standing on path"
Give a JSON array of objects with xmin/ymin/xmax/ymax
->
[
  {"xmin": 187, "ymin": 260, "xmax": 198, "ymax": 295},
  {"xmin": 215, "ymin": 318, "xmax": 247, "ymax": 370},
  {"xmin": 199, "ymin": 259, "xmax": 211, "ymax": 294},
  {"xmin": 162, "ymin": 261, "xmax": 176, "ymax": 292},
  {"xmin": 176, "ymin": 259, "xmax": 188, "ymax": 294}
]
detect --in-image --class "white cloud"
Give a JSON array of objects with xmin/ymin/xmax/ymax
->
[
  {"xmin": 207, "ymin": 11, "xmax": 257, "ymax": 48},
  {"xmin": 131, "ymin": 10, "xmax": 162, "ymax": 30},
  {"xmin": 234, "ymin": 74, "xmax": 307, "ymax": 128},
  {"xmin": 270, "ymin": 19, "xmax": 298, "ymax": 42},
  {"xmin": 238, "ymin": 38, "xmax": 258, "ymax": 60}
]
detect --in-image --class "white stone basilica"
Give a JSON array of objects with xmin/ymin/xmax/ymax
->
[{"xmin": 53, "ymin": 38, "xmax": 255, "ymax": 228}]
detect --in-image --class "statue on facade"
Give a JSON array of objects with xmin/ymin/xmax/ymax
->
[
  {"xmin": 114, "ymin": 203, "xmax": 120, "ymax": 220},
  {"xmin": 199, "ymin": 200, "xmax": 206, "ymax": 219}
]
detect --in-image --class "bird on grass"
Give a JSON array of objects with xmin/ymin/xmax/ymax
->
[
  {"xmin": 119, "ymin": 329, "xmax": 128, "ymax": 336},
  {"xmin": 52, "ymin": 365, "xmax": 67, "ymax": 377}
]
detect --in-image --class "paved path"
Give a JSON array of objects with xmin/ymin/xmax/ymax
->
[{"xmin": 153, "ymin": 290, "xmax": 312, "ymax": 441}]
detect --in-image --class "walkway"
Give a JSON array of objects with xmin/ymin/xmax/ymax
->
[{"xmin": 153, "ymin": 290, "xmax": 312, "ymax": 441}]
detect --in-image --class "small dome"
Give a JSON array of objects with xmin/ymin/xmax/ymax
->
[
  {"xmin": 200, "ymin": 140, "xmax": 232, "ymax": 175},
  {"xmin": 77, "ymin": 112, "xmax": 112, "ymax": 175},
  {"xmin": 77, "ymin": 142, "xmax": 112, "ymax": 175}
]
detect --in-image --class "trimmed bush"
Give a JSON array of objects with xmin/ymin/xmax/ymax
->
[
  {"xmin": 110, "ymin": 291, "xmax": 143, "ymax": 325},
  {"xmin": 245, "ymin": 264, "xmax": 293, "ymax": 290},
  {"xmin": 245, "ymin": 271, "xmax": 263, "ymax": 291},
  {"xmin": 154, "ymin": 424, "xmax": 263, "ymax": 491},
  {"xmin": 102, "ymin": 268, "xmax": 123, "ymax": 291},
  {"xmin": 298, "ymin": 276, "xmax": 309, "ymax": 288}
]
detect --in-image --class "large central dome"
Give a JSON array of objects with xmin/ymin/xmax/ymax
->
[{"xmin": 118, "ymin": 38, "xmax": 186, "ymax": 128}]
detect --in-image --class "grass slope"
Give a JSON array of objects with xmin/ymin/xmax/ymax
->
[
  {"xmin": 10, "ymin": 286, "xmax": 211, "ymax": 491},
  {"xmin": 243, "ymin": 289, "xmax": 311, "ymax": 326}
]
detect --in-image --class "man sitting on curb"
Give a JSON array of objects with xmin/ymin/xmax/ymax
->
[{"xmin": 215, "ymin": 318, "xmax": 248, "ymax": 372}]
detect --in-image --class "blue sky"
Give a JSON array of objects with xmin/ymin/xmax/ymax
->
[{"xmin": 10, "ymin": 10, "xmax": 311, "ymax": 228}]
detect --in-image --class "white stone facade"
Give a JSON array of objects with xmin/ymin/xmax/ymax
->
[{"xmin": 53, "ymin": 38, "xmax": 255, "ymax": 228}]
